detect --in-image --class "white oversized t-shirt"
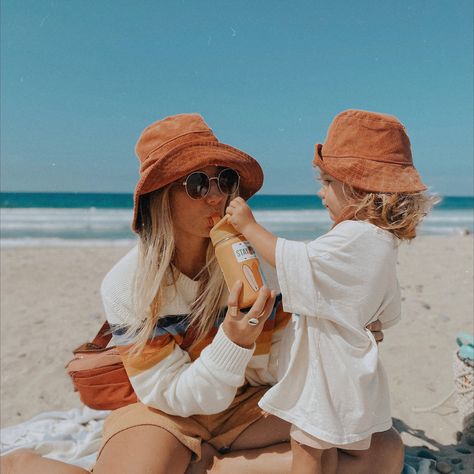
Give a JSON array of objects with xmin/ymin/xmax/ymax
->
[{"xmin": 258, "ymin": 220, "xmax": 401, "ymax": 445}]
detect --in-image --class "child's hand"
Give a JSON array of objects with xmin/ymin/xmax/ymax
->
[{"xmin": 226, "ymin": 197, "xmax": 256, "ymax": 233}]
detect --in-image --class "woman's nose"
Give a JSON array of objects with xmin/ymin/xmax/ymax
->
[
  {"xmin": 317, "ymin": 188, "xmax": 324, "ymax": 199},
  {"xmin": 205, "ymin": 180, "xmax": 226, "ymax": 204}
]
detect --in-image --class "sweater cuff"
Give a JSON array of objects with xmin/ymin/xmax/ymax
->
[{"xmin": 200, "ymin": 325, "xmax": 255, "ymax": 384}]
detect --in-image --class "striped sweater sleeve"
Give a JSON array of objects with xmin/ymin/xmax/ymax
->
[
  {"xmin": 114, "ymin": 327, "xmax": 253, "ymax": 417},
  {"xmin": 102, "ymin": 291, "xmax": 255, "ymax": 417},
  {"xmin": 100, "ymin": 247, "xmax": 255, "ymax": 417}
]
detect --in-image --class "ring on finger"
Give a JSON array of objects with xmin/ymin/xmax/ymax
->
[{"xmin": 248, "ymin": 317, "xmax": 259, "ymax": 326}]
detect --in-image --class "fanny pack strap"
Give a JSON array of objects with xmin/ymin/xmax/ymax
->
[{"xmin": 73, "ymin": 321, "xmax": 113, "ymax": 354}]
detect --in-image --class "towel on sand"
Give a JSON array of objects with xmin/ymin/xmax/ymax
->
[
  {"xmin": 0, "ymin": 407, "xmax": 109, "ymax": 469},
  {"xmin": 1, "ymin": 407, "xmax": 452, "ymax": 473}
]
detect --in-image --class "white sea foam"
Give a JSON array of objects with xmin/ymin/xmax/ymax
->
[
  {"xmin": 254, "ymin": 209, "xmax": 332, "ymax": 223},
  {"xmin": 0, "ymin": 238, "xmax": 137, "ymax": 248},
  {"xmin": 0, "ymin": 208, "xmax": 134, "ymax": 239},
  {"xmin": 1, "ymin": 207, "xmax": 472, "ymax": 247}
]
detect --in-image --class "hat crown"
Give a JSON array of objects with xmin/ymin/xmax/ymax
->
[
  {"xmin": 313, "ymin": 109, "xmax": 426, "ymax": 193},
  {"xmin": 131, "ymin": 113, "xmax": 264, "ymax": 232},
  {"xmin": 135, "ymin": 113, "xmax": 218, "ymax": 170},
  {"xmin": 324, "ymin": 109, "xmax": 413, "ymax": 165}
]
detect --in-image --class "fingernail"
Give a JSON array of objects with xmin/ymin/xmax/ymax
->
[{"xmin": 229, "ymin": 306, "xmax": 238, "ymax": 317}]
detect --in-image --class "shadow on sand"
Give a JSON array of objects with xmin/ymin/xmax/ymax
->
[{"xmin": 394, "ymin": 417, "xmax": 473, "ymax": 473}]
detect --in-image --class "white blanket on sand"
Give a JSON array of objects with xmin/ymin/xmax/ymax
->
[
  {"xmin": 0, "ymin": 407, "xmax": 109, "ymax": 470},
  {"xmin": 0, "ymin": 408, "xmax": 446, "ymax": 474}
]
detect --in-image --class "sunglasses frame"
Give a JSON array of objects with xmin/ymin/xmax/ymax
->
[{"xmin": 180, "ymin": 168, "xmax": 240, "ymax": 200}]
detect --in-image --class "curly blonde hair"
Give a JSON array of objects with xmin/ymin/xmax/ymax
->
[{"xmin": 336, "ymin": 184, "xmax": 439, "ymax": 240}]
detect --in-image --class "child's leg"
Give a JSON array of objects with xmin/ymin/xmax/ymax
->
[{"xmin": 290, "ymin": 438, "xmax": 337, "ymax": 474}]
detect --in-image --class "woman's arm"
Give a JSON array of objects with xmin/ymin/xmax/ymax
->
[
  {"xmin": 116, "ymin": 325, "xmax": 252, "ymax": 417},
  {"xmin": 102, "ymin": 282, "xmax": 276, "ymax": 417}
]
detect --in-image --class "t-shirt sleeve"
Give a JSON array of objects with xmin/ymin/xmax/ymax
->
[
  {"xmin": 100, "ymin": 248, "xmax": 255, "ymax": 417},
  {"xmin": 276, "ymin": 223, "xmax": 397, "ymax": 330},
  {"xmin": 379, "ymin": 283, "xmax": 402, "ymax": 329},
  {"xmin": 276, "ymin": 237, "xmax": 319, "ymax": 316}
]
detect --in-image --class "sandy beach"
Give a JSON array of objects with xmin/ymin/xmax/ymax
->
[{"xmin": 1, "ymin": 236, "xmax": 473, "ymax": 468}]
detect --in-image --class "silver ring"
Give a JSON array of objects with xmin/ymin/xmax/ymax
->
[{"xmin": 248, "ymin": 318, "xmax": 259, "ymax": 326}]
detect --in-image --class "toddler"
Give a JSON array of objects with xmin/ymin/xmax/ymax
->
[{"xmin": 226, "ymin": 109, "xmax": 435, "ymax": 473}]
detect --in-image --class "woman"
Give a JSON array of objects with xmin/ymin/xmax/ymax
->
[{"xmin": 2, "ymin": 113, "xmax": 403, "ymax": 474}]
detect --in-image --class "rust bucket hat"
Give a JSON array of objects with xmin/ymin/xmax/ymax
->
[
  {"xmin": 132, "ymin": 113, "xmax": 263, "ymax": 232},
  {"xmin": 313, "ymin": 109, "xmax": 427, "ymax": 193}
]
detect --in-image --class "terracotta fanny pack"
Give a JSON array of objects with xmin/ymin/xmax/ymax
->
[{"xmin": 65, "ymin": 321, "xmax": 137, "ymax": 410}]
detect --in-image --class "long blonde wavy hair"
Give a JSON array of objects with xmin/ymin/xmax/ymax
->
[{"xmin": 124, "ymin": 184, "xmax": 228, "ymax": 354}]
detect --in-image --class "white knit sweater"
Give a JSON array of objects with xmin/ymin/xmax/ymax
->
[{"xmin": 100, "ymin": 247, "xmax": 288, "ymax": 416}]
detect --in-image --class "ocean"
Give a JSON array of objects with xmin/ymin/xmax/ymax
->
[{"xmin": 1, "ymin": 193, "xmax": 473, "ymax": 247}]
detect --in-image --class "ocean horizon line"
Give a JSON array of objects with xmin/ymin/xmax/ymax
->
[
  {"xmin": 2, "ymin": 191, "xmax": 474, "ymax": 196},
  {"xmin": 1, "ymin": 192, "xmax": 473, "ymax": 211}
]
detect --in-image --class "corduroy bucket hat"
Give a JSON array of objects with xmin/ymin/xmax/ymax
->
[
  {"xmin": 313, "ymin": 109, "xmax": 427, "ymax": 193},
  {"xmin": 132, "ymin": 113, "xmax": 264, "ymax": 232}
]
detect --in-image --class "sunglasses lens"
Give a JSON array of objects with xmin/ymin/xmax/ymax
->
[
  {"xmin": 186, "ymin": 172, "xmax": 209, "ymax": 199},
  {"xmin": 218, "ymin": 168, "xmax": 240, "ymax": 194}
]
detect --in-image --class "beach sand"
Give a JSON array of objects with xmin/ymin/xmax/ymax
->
[{"xmin": 1, "ymin": 236, "xmax": 473, "ymax": 468}]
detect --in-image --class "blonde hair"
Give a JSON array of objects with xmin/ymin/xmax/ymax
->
[
  {"xmin": 123, "ymin": 185, "xmax": 227, "ymax": 354},
  {"xmin": 338, "ymin": 184, "xmax": 439, "ymax": 240}
]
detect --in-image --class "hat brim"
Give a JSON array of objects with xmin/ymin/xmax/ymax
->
[
  {"xmin": 313, "ymin": 144, "xmax": 427, "ymax": 194},
  {"xmin": 132, "ymin": 141, "xmax": 263, "ymax": 232}
]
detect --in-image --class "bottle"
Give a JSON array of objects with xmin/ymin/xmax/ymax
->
[{"xmin": 210, "ymin": 215, "xmax": 265, "ymax": 308}]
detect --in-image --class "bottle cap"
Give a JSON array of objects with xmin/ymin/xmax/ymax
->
[{"xmin": 210, "ymin": 215, "xmax": 239, "ymax": 246}]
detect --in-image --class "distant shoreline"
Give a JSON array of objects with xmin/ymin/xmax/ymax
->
[{"xmin": 1, "ymin": 192, "xmax": 473, "ymax": 210}]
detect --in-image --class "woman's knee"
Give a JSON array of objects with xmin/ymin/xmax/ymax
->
[
  {"xmin": 372, "ymin": 428, "xmax": 405, "ymax": 471},
  {"xmin": 94, "ymin": 425, "xmax": 192, "ymax": 474},
  {"xmin": 338, "ymin": 428, "xmax": 404, "ymax": 474},
  {"xmin": 377, "ymin": 428, "xmax": 404, "ymax": 455}
]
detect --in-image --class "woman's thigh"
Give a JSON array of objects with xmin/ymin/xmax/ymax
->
[
  {"xmin": 94, "ymin": 425, "xmax": 192, "ymax": 474},
  {"xmin": 230, "ymin": 415, "xmax": 291, "ymax": 451},
  {"xmin": 0, "ymin": 449, "xmax": 88, "ymax": 474}
]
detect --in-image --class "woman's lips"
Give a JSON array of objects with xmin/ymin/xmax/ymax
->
[
  {"xmin": 208, "ymin": 213, "xmax": 222, "ymax": 227},
  {"xmin": 208, "ymin": 215, "xmax": 220, "ymax": 227}
]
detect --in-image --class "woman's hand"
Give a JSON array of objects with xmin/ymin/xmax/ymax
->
[
  {"xmin": 366, "ymin": 319, "xmax": 384, "ymax": 344},
  {"xmin": 223, "ymin": 281, "xmax": 276, "ymax": 349}
]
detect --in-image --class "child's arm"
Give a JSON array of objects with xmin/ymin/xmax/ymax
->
[{"xmin": 226, "ymin": 197, "xmax": 277, "ymax": 267}]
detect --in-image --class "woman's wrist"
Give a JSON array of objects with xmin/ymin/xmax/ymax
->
[
  {"xmin": 222, "ymin": 321, "xmax": 256, "ymax": 349},
  {"xmin": 199, "ymin": 325, "xmax": 254, "ymax": 384},
  {"xmin": 221, "ymin": 324, "xmax": 255, "ymax": 350}
]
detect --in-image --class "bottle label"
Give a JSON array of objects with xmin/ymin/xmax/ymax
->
[{"xmin": 232, "ymin": 241, "xmax": 257, "ymax": 262}]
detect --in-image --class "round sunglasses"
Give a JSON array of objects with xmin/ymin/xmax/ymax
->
[{"xmin": 180, "ymin": 168, "xmax": 240, "ymax": 199}]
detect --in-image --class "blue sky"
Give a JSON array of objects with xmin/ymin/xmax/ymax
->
[{"xmin": 1, "ymin": 0, "xmax": 473, "ymax": 195}]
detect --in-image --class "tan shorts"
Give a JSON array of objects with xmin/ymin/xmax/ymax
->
[
  {"xmin": 290, "ymin": 425, "xmax": 372, "ymax": 450},
  {"xmin": 98, "ymin": 385, "xmax": 270, "ymax": 462}
]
